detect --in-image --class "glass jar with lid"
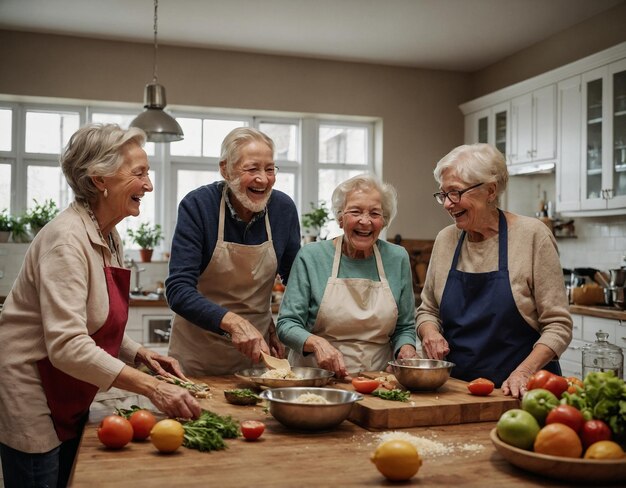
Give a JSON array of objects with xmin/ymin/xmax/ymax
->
[{"xmin": 582, "ymin": 331, "xmax": 624, "ymax": 379}]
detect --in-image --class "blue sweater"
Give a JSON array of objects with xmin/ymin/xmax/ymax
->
[
  {"xmin": 166, "ymin": 181, "xmax": 301, "ymax": 334},
  {"xmin": 276, "ymin": 238, "xmax": 416, "ymax": 356}
]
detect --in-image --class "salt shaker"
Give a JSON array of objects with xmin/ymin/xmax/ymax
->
[{"xmin": 582, "ymin": 331, "xmax": 624, "ymax": 380}]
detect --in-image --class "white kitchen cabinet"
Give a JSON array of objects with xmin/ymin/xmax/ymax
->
[
  {"xmin": 510, "ymin": 85, "xmax": 556, "ymax": 165},
  {"xmin": 557, "ymin": 76, "xmax": 582, "ymax": 212},
  {"xmin": 464, "ymin": 102, "xmax": 510, "ymax": 158},
  {"xmin": 580, "ymin": 59, "xmax": 626, "ymax": 211},
  {"xmin": 126, "ymin": 306, "xmax": 173, "ymax": 347}
]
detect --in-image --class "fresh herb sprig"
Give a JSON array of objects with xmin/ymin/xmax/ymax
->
[
  {"xmin": 115, "ymin": 405, "xmax": 142, "ymax": 419},
  {"xmin": 372, "ymin": 388, "xmax": 411, "ymax": 402},
  {"xmin": 181, "ymin": 410, "xmax": 240, "ymax": 452}
]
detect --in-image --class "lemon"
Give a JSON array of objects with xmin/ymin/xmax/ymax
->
[
  {"xmin": 150, "ymin": 419, "xmax": 185, "ymax": 453},
  {"xmin": 584, "ymin": 440, "xmax": 625, "ymax": 460},
  {"xmin": 371, "ymin": 439, "xmax": 422, "ymax": 481}
]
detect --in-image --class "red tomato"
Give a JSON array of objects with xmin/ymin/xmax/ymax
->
[
  {"xmin": 467, "ymin": 378, "xmax": 495, "ymax": 396},
  {"xmin": 580, "ymin": 419, "xmax": 612, "ymax": 449},
  {"xmin": 351, "ymin": 377, "xmax": 380, "ymax": 394},
  {"xmin": 545, "ymin": 404, "xmax": 585, "ymax": 433},
  {"xmin": 241, "ymin": 420, "xmax": 265, "ymax": 440},
  {"xmin": 128, "ymin": 410, "xmax": 157, "ymax": 440},
  {"xmin": 526, "ymin": 370, "xmax": 568, "ymax": 398},
  {"xmin": 97, "ymin": 415, "xmax": 133, "ymax": 449}
]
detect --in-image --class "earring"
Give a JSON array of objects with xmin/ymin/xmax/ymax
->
[{"xmin": 104, "ymin": 188, "xmax": 108, "ymax": 198}]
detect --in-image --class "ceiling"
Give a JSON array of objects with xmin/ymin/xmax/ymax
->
[{"xmin": 0, "ymin": 0, "xmax": 623, "ymax": 72}]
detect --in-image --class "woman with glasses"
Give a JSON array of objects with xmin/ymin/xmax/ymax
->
[
  {"xmin": 276, "ymin": 174, "xmax": 417, "ymax": 378},
  {"xmin": 166, "ymin": 127, "xmax": 301, "ymax": 376},
  {"xmin": 416, "ymin": 143, "xmax": 572, "ymax": 398}
]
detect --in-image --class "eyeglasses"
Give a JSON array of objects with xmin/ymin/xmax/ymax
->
[
  {"xmin": 241, "ymin": 166, "xmax": 279, "ymax": 177},
  {"xmin": 343, "ymin": 209, "xmax": 384, "ymax": 221},
  {"xmin": 433, "ymin": 182, "xmax": 483, "ymax": 205}
]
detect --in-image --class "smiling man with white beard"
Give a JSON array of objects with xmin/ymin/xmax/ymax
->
[{"xmin": 166, "ymin": 127, "xmax": 301, "ymax": 376}]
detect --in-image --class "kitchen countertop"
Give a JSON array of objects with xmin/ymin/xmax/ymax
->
[
  {"xmin": 70, "ymin": 376, "xmax": 572, "ymax": 487},
  {"xmin": 129, "ymin": 298, "xmax": 169, "ymax": 307},
  {"xmin": 569, "ymin": 304, "xmax": 626, "ymax": 321}
]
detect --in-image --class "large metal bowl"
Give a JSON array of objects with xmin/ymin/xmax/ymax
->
[
  {"xmin": 234, "ymin": 367, "xmax": 334, "ymax": 388},
  {"xmin": 259, "ymin": 387, "xmax": 363, "ymax": 431},
  {"xmin": 388, "ymin": 358, "xmax": 455, "ymax": 391}
]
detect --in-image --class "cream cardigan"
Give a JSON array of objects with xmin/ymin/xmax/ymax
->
[{"xmin": 0, "ymin": 201, "xmax": 141, "ymax": 453}]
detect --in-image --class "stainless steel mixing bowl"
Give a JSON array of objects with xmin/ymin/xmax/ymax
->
[
  {"xmin": 259, "ymin": 387, "xmax": 362, "ymax": 431},
  {"xmin": 388, "ymin": 358, "xmax": 455, "ymax": 391}
]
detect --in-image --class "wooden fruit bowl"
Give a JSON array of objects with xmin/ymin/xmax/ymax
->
[{"xmin": 490, "ymin": 428, "xmax": 626, "ymax": 484}]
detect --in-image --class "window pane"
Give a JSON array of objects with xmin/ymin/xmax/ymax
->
[
  {"xmin": 0, "ymin": 109, "xmax": 12, "ymax": 151},
  {"xmin": 27, "ymin": 166, "xmax": 66, "ymax": 209},
  {"xmin": 319, "ymin": 125, "xmax": 367, "ymax": 164},
  {"xmin": 318, "ymin": 168, "xmax": 364, "ymax": 238},
  {"xmin": 202, "ymin": 120, "xmax": 248, "ymax": 158},
  {"xmin": 0, "ymin": 164, "xmax": 11, "ymax": 211},
  {"xmin": 176, "ymin": 170, "xmax": 221, "ymax": 206},
  {"xmin": 170, "ymin": 118, "xmax": 202, "ymax": 157},
  {"xmin": 259, "ymin": 122, "xmax": 298, "ymax": 161},
  {"xmin": 119, "ymin": 170, "xmax": 156, "ymax": 249},
  {"xmin": 91, "ymin": 112, "xmax": 155, "ymax": 156},
  {"xmin": 25, "ymin": 111, "xmax": 79, "ymax": 154},
  {"xmin": 272, "ymin": 171, "xmax": 295, "ymax": 201}
]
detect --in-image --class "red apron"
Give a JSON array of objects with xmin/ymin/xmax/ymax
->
[{"xmin": 37, "ymin": 265, "xmax": 130, "ymax": 441}]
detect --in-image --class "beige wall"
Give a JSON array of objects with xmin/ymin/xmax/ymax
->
[
  {"xmin": 0, "ymin": 29, "xmax": 470, "ymax": 240},
  {"xmin": 469, "ymin": 2, "xmax": 626, "ymax": 98}
]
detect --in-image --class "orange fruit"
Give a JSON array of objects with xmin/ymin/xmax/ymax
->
[
  {"xmin": 584, "ymin": 441, "xmax": 625, "ymax": 460},
  {"xmin": 150, "ymin": 419, "xmax": 185, "ymax": 453},
  {"xmin": 371, "ymin": 439, "xmax": 422, "ymax": 481},
  {"xmin": 534, "ymin": 423, "xmax": 582, "ymax": 458}
]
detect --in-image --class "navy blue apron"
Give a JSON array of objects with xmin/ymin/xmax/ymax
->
[{"xmin": 440, "ymin": 209, "xmax": 561, "ymax": 387}]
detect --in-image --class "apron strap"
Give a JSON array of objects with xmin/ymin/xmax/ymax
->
[
  {"xmin": 219, "ymin": 185, "xmax": 272, "ymax": 242},
  {"xmin": 332, "ymin": 235, "xmax": 387, "ymax": 282},
  {"xmin": 450, "ymin": 208, "xmax": 507, "ymax": 271}
]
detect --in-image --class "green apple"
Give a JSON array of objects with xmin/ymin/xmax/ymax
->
[
  {"xmin": 521, "ymin": 388, "xmax": 559, "ymax": 424},
  {"xmin": 496, "ymin": 409, "xmax": 540, "ymax": 450}
]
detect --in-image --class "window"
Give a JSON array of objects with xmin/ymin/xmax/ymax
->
[{"xmin": 1, "ymin": 99, "xmax": 377, "ymax": 252}]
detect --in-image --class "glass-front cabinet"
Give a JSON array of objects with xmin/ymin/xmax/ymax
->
[
  {"xmin": 581, "ymin": 59, "xmax": 626, "ymax": 210},
  {"xmin": 465, "ymin": 103, "xmax": 509, "ymax": 161}
]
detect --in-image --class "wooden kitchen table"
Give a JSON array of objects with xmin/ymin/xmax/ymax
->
[{"xmin": 70, "ymin": 376, "xmax": 578, "ymax": 488}]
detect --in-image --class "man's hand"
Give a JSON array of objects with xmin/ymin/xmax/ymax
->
[{"xmin": 220, "ymin": 311, "xmax": 270, "ymax": 361}]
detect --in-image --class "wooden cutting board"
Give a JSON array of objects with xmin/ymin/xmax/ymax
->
[{"xmin": 335, "ymin": 375, "xmax": 519, "ymax": 430}]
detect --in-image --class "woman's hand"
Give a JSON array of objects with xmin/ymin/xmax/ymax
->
[
  {"xmin": 220, "ymin": 311, "xmax": 270, "ymax": 362},
  {"xmin": 135, "ymin": 347, "xmax": 190, "ymax": 381},
  {"xmin": 419, "ymin": 323, "xmax": 450, "ymax": 360},
  {"xmin": 396, "ymin": 344, "xmax": 418, "ymax": 360},
  {"xmin": 501, "ymin": 366, "xmax": 534, "ymax": 399},
  {"xmin": 149, "ymin": 381, "xmax": 202, "ymax": 420},
  {"xmin": 304, "ymin": 335, "xmax": 348, "ymax": 378}
]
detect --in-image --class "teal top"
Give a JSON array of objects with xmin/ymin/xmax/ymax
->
[{"xmin": 276, "ymin": 238, "xmax": 416, "ymax": 356}]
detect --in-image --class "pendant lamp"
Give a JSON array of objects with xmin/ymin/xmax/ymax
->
[{"xmin": 130, "ymin": 0, "xmax": 184, "ymax": 142}]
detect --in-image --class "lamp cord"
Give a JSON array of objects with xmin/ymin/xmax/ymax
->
[{"xmin": 152, "ymin": 0, "xmax": 159, "ymax": 83}]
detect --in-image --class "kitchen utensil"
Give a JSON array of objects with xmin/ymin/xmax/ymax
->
[
  {"xmin": 259, "ymin": 387, "xmax": 362, "ymax": 431},
  {"xmin": 594, "ymin": 271, "xmax": 610, "ymax": 289},
  {"xmin": 612, "ymin": 286, "xmax": 626, "ymax": 309},
  {"xmin": 260, "ymin": 351, "xmax": 291, "ymax": 371},
  {"xmin": 388, "ymin": 358, "xmax": 454, "ymax": 391},
  {"xmin": 582, "ymin": 331, "xmax": 624, "ymax": 379},
  {"xmin": 490, "ymin": 429, "xmax": 626, "ymax": 484},
  {"xmin": 235, "ymin": 367, "xmax": 334, "ymax": 388},
  {"xmin": 609, "ymin": 268, "xmax": 626, "ymax": 287}
]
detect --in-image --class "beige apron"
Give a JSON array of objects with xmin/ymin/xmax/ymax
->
[
  {"xmin": 289, "ymin": 236, "xmax": 398, "ymax": 373},
  {"xmin": 168, "ymin": 188, "xmax": 277, "ymax": 376}
]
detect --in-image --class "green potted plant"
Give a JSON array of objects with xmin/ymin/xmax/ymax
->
[
  {"xmin": 9, "ymin": 215, "xmax": 30, "ymax": 243},
  {"xmin": 25, "ymin": 199, "xmax": 59, "ymax": 235},
  {"xmin": 0, "ymin": 209, "xmax": 12, "ymax": 243},
  {"xmin": 301, "ymin": 201, "xmax": 332, "ymax": 243},
  {"xmin": 127, "ymin": 222, "xmax": 163, "ymax": 262}
]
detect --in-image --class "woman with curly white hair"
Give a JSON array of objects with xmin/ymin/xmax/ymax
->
[{"xmin": 277, "ymin": 173, "xmax": 417, "ymax": 378}]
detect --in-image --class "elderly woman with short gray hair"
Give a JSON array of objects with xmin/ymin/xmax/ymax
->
[
  {"xmin": 277, "ymin": 173, "xmax": 417, "ymax": 378},
  {"xmin": 0, "ymin": 123, "xmax": 200, "ymax": 488},
  {"xmin": 416, "ymin": 143, "xmax": 572, "ymax": 398}
]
